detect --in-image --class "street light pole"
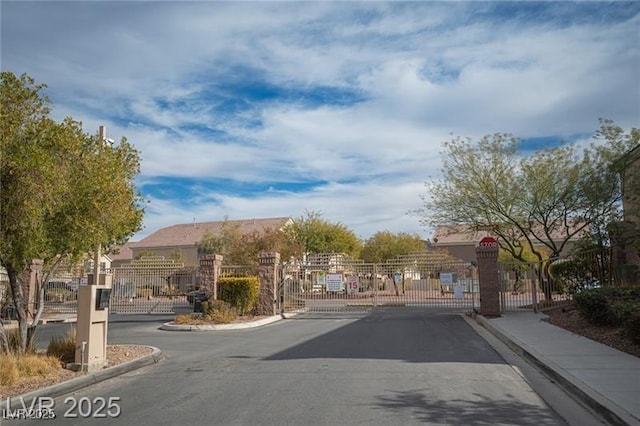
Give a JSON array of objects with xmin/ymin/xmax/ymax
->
[{"xmin": 93, "ymin": 126, "xmax": 106, "ymax": 285}]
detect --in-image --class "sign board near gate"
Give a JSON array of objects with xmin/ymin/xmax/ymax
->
[
  {"xmin": 440, "ymin": 273, "xmax": 454, "ymax": 285},
  {"xmin": 326, "ymin": 273, "xmax": 344, "ymax": 292},
  {"xmin": 347, "ymin": 276, "xmax": 359, "ymax": 293}
]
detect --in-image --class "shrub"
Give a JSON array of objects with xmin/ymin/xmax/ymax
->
[
  {"xmin": 204, "ymin": 300, "xmax": 237, "ymax": 324},
  {"xmin": 174, "ymin": 314, "xmax": 206, "ymax": 325},
  {"xmin": 45, "ymin": 288, "xmax": 76, "ymax": 302},
  {"xmin": 5, "ymin": 327, "xmax": 36, "ymax": 354},
  {"xmin": 46, "ymin": 327, "xmax": 76, "ymax": 364},
  {"xmin": 574, "ymin": 287, "xmax": 640, "ymax": 327},
  {"xmin": 611, "ymin": 301, "xmax": 640, "ymax": 326},
  {"xmin": 622, "ymin": 310, "xmax": 640, "ymax": 344},
  {"xmin": 574, "ymin": 290, "xmax": 615, "ymax": 326},
  {"xmin": 136, "ymin": 286, "xmax": 153, "ymax": 299},
  {"xmin": 217, "ymin": 277, "xmax": 259, "ymax": 315}
]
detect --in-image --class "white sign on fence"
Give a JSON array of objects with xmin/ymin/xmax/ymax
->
[
  {"xmin": 440, "ymin": 273, "xmax": 454, "ymax": 285},
  {"xmin": 453, "ymin": 285, "xmax": 464, "ymax": 299},
  {"xmin": 326, "ymin": 273, "xmax": 344, "ymax": 292},
  {"xmin": 316, "ymin": 271, "xmax": 326, "ymax": 286}
]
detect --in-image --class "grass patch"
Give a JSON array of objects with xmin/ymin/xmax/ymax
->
[
  {"xmin": 46, "ymin": 327, "xmax": 76, "ymax": 364},
  {"xmin": 0, "ymin": 353, "xmax": 61, "ymax": 387}
]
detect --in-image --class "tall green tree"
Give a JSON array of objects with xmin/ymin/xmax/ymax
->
[
  {"xmin": 361, "ymin": 231, "xmax": 425, "ymax": 263},
  {"xmin": 284, "ymin": 211, "xmax": 361, "ymax": 258},
  {"xmin": 0, "ymin": 72, "xmax": 144, "ymax": 353},
  {"xmin": 418, "ymin": 120, "xmax": 638, "ymax": 299}
]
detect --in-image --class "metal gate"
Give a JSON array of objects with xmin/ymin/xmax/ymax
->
[
  {"xmin": 110, "ymin": 257, "xmax": 195, "ymax": 314},
  {"xmin": 281, "ymin": 253, "xmax": 478, "ymax": 314}
]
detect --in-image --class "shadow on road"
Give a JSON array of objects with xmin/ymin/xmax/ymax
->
[
  {"xmin": 266, "ymin": 308, "xmax": 506, "ymax": 364},
  {"xmin": 372, "ymin": 388, "xmax": 563, "ymax": 425}
]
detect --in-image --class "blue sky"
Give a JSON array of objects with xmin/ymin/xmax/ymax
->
[{"xmin": 2, "ymin": 1, "xmax": 639, "ymax": 241}]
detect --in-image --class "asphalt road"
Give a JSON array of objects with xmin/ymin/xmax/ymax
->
[{"xmin": 8, "ymin": 309, "xmax": 599, "ymax": 425}]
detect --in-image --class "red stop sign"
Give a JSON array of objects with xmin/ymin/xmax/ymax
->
[{"xmin": 479, "ymin": 236, "xmax": 498, "ymax": 248}]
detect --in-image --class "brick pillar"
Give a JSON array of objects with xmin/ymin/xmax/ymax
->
[
  {"xmin": 257, "ymin": 252, "xmax": 280, "ymax": 316},
  {"xmin": 199, "ymin": 254, "xmax": 223, "ymax": 298},
  {"xmin": 476, "ymin": 246, "xmax": 501, "ymax": 317}
]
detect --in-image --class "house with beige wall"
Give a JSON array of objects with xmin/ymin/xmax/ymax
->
[
  {"xmin": 621, "ymin": 144, "xmax": 640, "ymax": 225},
  {"xmin": 431, "ymin": 223, "xmax": 584, "ymax": 264},
  {"xmin": 110, "ymin": 217, "xmax": 293, "ymax": 267}
]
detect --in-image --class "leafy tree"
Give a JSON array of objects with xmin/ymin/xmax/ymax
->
[
  {"xmin": 284, "ymin": 211, "xmax": 362, "ymax": 258},
  {"xmin": 229, "ymin": 227, "xmax": 300, "ymax": 266},
  {"xmin": 0, "ymin": 72, "xmax": 144, "ymax": 353},
  {"xmin": 197, "ymin": 220, "xmax": 243, "ymax": 263},
  {"xmin": 197, "ymin": 219, "xmax": 298, "ymax": 266},
  {"xmin": 498, "ymin": 245, "xmax": 548, "ymax": 294},
  {"xmin": 418, "ymin": 120, "xmax": 638, "ymax": 300},
  {"xmin": 361, "ymin": 231, "xmax": 425, "ymax": 263}
]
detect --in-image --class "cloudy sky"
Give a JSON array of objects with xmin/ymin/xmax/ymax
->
[{"xmin": 2, "ymin": 1, "xmax": 639, "ymax": 242}]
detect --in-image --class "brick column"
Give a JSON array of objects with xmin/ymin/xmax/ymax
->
[
  {"xmin": 257, "ymin": 252, "xmax": 280, "ymax": 316},
  {"xmin": 476, "ymin": 246, "xmax": 501, "ymax": 317},
  {"xmin": 199, "ymin": 254, "xmax": 223, "ymax": 298}
]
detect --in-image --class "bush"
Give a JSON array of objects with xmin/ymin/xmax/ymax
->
[
  {"xmin": 217, "ymin": 277, "xmax": 259, "ymax": 315},
  {"xmin": 174, "ymin": 314, "xmax": 206, "ymax": 325},
  {"xmin": 622, "ymin": 310, "xmax": 640, "ymax": 344},
  {"xmin": 574, "ymin": 287, "xmax": 640, "ymax": 327},
  {"xmin": 5, "ymin": 327, "xmax": 36, "ymax": 354},
  {"xmin": 172, "ymin": 301, "xmax": 238, "ymax": 324},
  {"xmin": 611, "ymin": 301, "xmax": 640, "ymax": 326},
  {"xmin": 46, "ymin": 327, "xmax": 76, "ymax": 364},
  {"xmin": 574, "ymin": 289, "xmax": 615, "ymax": 325},
  {"xmin": 136, "ymin": 287, "xmax": 153, "ymax": 299},
  {"xmin": 45, "ymin": 288, "xmax": 76, "ymax": 302},
  {"xmin": 204, "ymin": 300, "xmax": 237, "ymax": 324}
]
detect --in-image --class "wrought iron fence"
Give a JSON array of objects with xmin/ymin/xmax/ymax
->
[{"xmin": 282, "ymin": 254, "xmax": 479, "ymax": 313}]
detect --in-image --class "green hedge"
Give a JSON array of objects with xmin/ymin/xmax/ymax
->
[
  {"xmin": 217, "ymin": 277, "xmax": 259, "ymax": 315},
  {"xmin": 574, "ymin": 287, "xmax": 640, "ymax": 342}
]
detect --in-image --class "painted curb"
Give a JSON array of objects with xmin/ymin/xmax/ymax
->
[
  {"xmin": 1, "ymin": 346, "xmax": 163, "ymax": 410},
  {"xmin": 160, "ymin": 314, "xmax": 284, "ymax": 331},
  {"xmin": 473, "ymin": 314, "xmax": 637, "ymax": 426}
]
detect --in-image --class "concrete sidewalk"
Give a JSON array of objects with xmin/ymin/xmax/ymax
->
[{"xmin": 475, "ymin": 312, "xmax": 640, "ymax": 426}]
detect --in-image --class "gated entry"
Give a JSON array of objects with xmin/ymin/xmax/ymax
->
[
  {"xmin": 110, "ymin": 257, "xmax": 194, "ymax": 314},
  {"xmin": 281, "ymin": 253, "xmax": 478, "ymax": 313},
  {"xmin": 42, "ymin": 256, "xmax": 195, "ymax": 316}
]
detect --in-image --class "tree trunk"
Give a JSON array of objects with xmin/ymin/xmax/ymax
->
[
  {"xmin": 6, "ymin": 265, "xmax": 29, "ymax": 354},
  {"xmin": 0, "ymin": 322, "xmax": 9, "ymax": 354},
  {"xmin": 26, "ymin": 255, "xmax": 66, "ymax": 349}
]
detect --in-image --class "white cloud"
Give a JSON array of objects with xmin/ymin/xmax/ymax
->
[{"xmin": 2, "ymin": 2, "xmax": 638, "ymax": 242}]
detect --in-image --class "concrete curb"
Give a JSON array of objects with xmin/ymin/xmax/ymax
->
[
  {"xmin": 472, "ymin": 314, "xmax": 636, "ymax": 426},
  {"xmin": 1, "ymin": 346, "xmax": 163, "ymax": 410},
  {"xmin": 160, "ymin": 314, "xmax": 285, "ymax": 331}
]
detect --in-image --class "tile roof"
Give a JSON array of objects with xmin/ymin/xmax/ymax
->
[
  {"xmin": 108, "ymin": 242, "xmax": 140, "ymax": 261},
  {"xmin": 133, "ymin": 217, "xmax": 293, "ymax": 248},
  {"xmin": 432, "ymin": 222, "xmax": 588, "ymax": 246}
]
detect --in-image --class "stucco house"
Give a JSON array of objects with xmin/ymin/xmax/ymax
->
[
  {"xmin": 621, "ymin": 144, "xmax": 639, "ymax": 225},
  {"xmin": 110, "ymin": 217, "xmax": 293, "ymax": 267},
  {"xmin": 610, "ymin": 143, "xmax": 640, "ymax": 283}
]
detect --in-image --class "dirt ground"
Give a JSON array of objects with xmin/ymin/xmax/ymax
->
[
  {"xmin": 543, "ymin": 304, "xmax": 640, "ymax": 359},
  {"xmin": 0, "ymin": 345, "xmax": 153, "ymax": 399}
]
